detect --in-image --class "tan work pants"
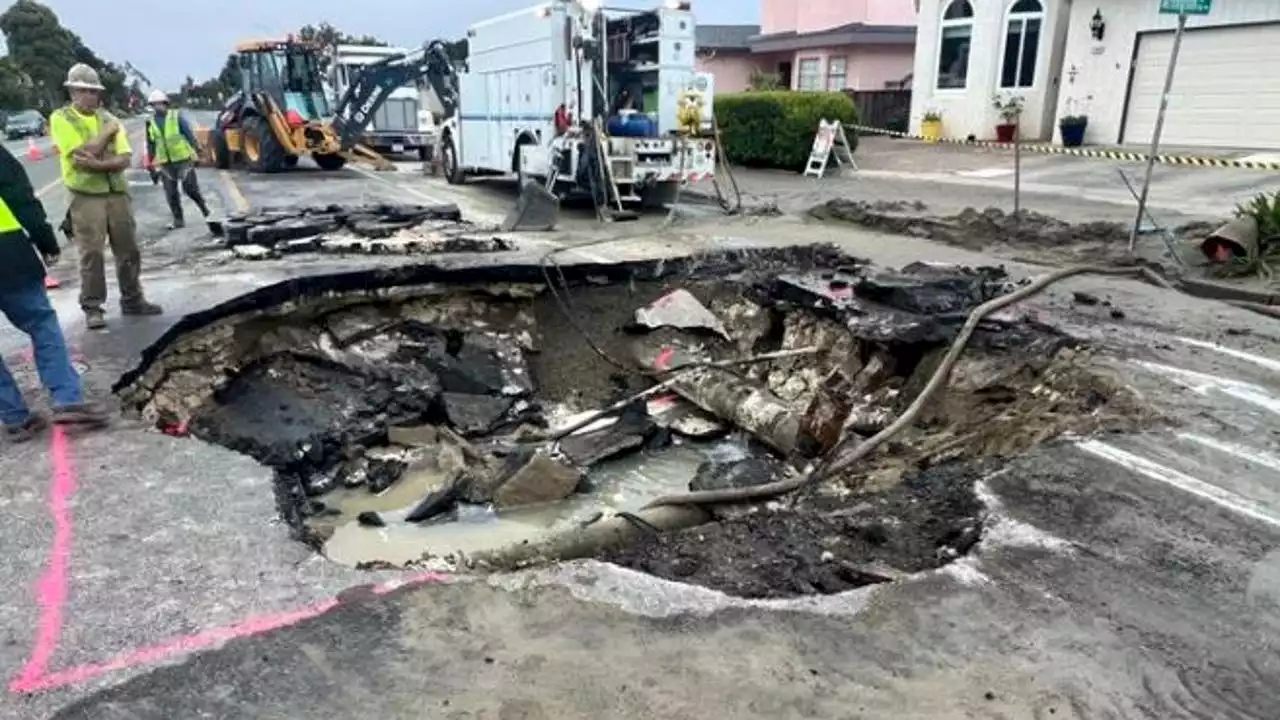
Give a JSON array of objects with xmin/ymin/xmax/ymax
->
[{"xmin": 68, "ymin": 192, "xmax": 144, "ymax": 312}]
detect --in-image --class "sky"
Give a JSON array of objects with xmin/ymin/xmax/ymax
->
[{"xmin": 15, "ymin": 0, "xmax": 759, "ymax": 89}]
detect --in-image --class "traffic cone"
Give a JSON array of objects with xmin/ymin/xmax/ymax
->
[{"xmin": 26, "ymin": 137, "xmax": 42, "ymax": 161}]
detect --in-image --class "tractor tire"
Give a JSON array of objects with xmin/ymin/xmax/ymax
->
[
  {"xmin": 211, "ymin": 129, "xmax": 232, "ymax": 170},
  {"xmin": 313, "ymin": 153, "xmax": 346, "ymax": 171},
  {"xmin": 242, "ymin": 115, "xmax": 287, "ymax": 173},
  {"xmin": 442, "ymin": 133, "xmax": 466, "ymax": 185}
]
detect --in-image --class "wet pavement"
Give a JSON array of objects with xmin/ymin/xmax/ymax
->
[{"xmin": 2, "ymin": 131, "xmax": 1279, "ymax": 718}]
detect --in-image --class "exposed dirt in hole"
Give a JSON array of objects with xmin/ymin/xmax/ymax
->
[
  {"xmin": 808, "ymin": 199, "xmax": 1217, "ymax": 266},
  {"xmin": 603, "ymin": 459, "xmax": 987, "ymax": 598},
  {"xmin": 114, "ymin": 248, "xmax": 1155, "ymax": 597}
]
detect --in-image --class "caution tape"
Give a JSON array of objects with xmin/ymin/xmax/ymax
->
[{"xmin": 852, "ymin": 124, "xmax": 1280, "ymax": 172}]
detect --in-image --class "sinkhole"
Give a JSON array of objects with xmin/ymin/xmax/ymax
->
[{"xmin": 114, "ymin": 247, "xmax": 1147, "ymax": 599}]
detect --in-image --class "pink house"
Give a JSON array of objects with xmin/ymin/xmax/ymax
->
[{"xmin": 696, "ymin": 0, "xmax": 918, "ymax": 93}]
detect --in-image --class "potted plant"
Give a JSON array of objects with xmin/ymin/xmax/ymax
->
[
  {"xmin": 991, "ymin": 93, "xmax": 1024, "ymax": 143},
  {"xmin": 1059, "ymin": 114, "xmax": 1089, "ymax": 147},
  {"xmin": 920, "ymin": 109, "xmax": 943, "ymax": 142}
]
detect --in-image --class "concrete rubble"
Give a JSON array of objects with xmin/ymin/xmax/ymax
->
[
  {"xmin": 111, "ymin": 247, "xmax": 1149, "ymax": 594},
  {"xmin": 221, "ymin": 202, "xmax": 515, "ymax": 259}
]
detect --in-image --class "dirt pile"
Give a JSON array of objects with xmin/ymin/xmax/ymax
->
[
  {"xmin": 114, "ymin": 248, "xmax": 1150, "ymax": 595},
  {"xmin": 809, "ymin": 199, "xmax": 1216, "ymax": 265}
]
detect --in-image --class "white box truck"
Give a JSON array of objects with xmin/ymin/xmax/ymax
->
[
  {"xmin": 436, "ymin": 0, "xmax": 717, "ymax": 209},
  {"xmin": 330, "ymin": 44, "xmax": 437, "ymax": 159}
]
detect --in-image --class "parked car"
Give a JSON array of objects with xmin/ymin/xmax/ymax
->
[{"xmin": 5, "ymin": 109, "xmax": 46, "ymax": 140}]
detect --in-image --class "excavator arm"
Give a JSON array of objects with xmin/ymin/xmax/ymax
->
[{"xmin": 330, "ymin": 40, "xmax": 459, "ymax": 152}]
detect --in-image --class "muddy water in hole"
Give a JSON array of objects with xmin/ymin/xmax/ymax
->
[{"xmin": 319, "ymin": 443, "xmax": 723, "ymax": 567}]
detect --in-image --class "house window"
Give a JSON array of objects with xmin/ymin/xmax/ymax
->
[
  {"xmin": 937, "ymin": 0, "xmax": 974, "ymax": 90},
  {"xmin": 1001, "ymin": 0, "xmax": 1044, "ymax": 88},
  {"xmin": 798, "ymin": 57, "xmax": 821, "ymax": 91},
  {"xmin": 826, "ymin": 57, "xmax": 848, "ymax": 91}
]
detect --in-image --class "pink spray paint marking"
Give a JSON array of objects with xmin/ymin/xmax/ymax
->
[
  {"xmin": 11, "ymin": 571, "xmax": 449, "ymax": 694},
  {"xmin": 8, "ymin": 427, "xmax": 76, "ymax": 694},
  {"xmin": 6, "ymin": 351, "xmax": 453, "ymax": 696},
  {"xmin": 7, "ymin": 425, "xmax": 451, "ymax": 699}
]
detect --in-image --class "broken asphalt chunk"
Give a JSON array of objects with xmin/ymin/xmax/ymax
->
[
  {"xmin": 634, "ymin": 289, "xmax": 730, "ymax": 339},
  {"xmin": 489, "ymin": 449, "xmax": 583, "ymax": 509},
  {"xmin": 441, "ymin": 392, "xmax": 514, "ymax": 437}
]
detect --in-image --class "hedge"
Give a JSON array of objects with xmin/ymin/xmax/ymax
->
[{"xmin": 713, "ymin": 91, "xmax": 859, "ymax": 170}]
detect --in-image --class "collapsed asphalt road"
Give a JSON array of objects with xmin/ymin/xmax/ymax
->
[
  {"xmin": 114, "ymin": 246, "xmax": 1149, "ymax": 600},
  {"xmin": 3, "ymin": 146, "xmax": 1279, "ymax": 718}
]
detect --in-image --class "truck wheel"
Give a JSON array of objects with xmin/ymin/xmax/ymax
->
[
  {"xmin": 212, "ymin": 129, "xmax": 232, "ymax": 170},
  {"xmin": 242, "ymin": 115, "xmax": 286, "ymax": 173},
  {"xmin": 313, "ymin": 153, "xmax": 346, "ymax": 171},
  {"xmin": 442, "ymin": 134, "xmax": 465, "ymax": 185}
]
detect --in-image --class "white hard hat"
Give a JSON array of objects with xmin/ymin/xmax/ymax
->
[
  {"xmin": 64, "ymin": 63, "xmax": 106, "ymax": 91},
  {"xmin": 148, "ymin": 89, "xmax": 169, "ymax": 104}
]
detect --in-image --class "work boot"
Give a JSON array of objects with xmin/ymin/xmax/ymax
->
[
  {"xmin": 51, "ymin": 402, "xmax": 110, "ymax": 427},
  {"xmin": 121, "ymin": 300, "xmax": 163, "ymax": 316},
  {"xmin": 85, "ymin": 309, "xmax": 107, "ymax": 330},
  {"xmin": 4, "ymin": 414, "xmax": 48, "ymax": 443}
]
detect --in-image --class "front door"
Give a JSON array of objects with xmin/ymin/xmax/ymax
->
[{"xmin": 777, "ymin": 61, "xmax": 793, "ymax": 90}]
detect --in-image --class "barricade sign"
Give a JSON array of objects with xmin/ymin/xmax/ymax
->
[{"xmin": 804, "ymin": 119, "xmax": 857, "ymax": 178}]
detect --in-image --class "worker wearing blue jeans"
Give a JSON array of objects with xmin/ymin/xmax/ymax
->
[{"xmin": 0, "ymin": 142, "xmax": 108, "ymax": 441}]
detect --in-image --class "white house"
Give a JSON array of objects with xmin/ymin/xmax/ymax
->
[{"xmin": 909, "ymin": 0, "xmax": 1280, "ymax": 149}]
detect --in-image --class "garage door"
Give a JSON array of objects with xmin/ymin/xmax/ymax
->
[{"xmin": 1124, "ymin": 23, "xmax": 1280, "ymax": 149}]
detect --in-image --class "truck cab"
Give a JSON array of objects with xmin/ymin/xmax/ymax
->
[{"xmin": 329, "ymin": 44, "xmax": 437, "ymax": 159}]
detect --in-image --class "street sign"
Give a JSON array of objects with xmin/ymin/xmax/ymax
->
[{"xmin": 1160, "ymin": 0, "xmax": 1211, "ymax": 14}]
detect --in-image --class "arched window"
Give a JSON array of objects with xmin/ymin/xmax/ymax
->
[
  {"xmin": 937, "ymin": 0, "xmax": 974, "ymax": 90},
  {"xmin": 1001, "ymin": 0, "xmax": 1045, "ymax": 89}
]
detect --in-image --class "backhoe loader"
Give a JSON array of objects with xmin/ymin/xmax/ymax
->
[{"xmin": 210, "ymin": 37, "xmax": 457, "ymax": 174}]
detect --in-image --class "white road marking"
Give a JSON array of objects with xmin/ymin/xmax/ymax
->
[
  {"xmin": 1177, "ymin": 336, "xmax": 1280, "ymax": 374},
  {"xmin": 1077, "ymin": 439, "xmax": 1280, "ymax": 529},
  {"xmin": 350, "ymin": 165, "xmax": 449, "ymax": 205},
  {"xmin": 1134, "ymin": 360, "xmax": 1280, "ymax": 416},
  {"xmin": 1179, "ymin": 433, "xmax": 1280, "ymax": 475},
  {"xmin": 957, "ymin": 167, "xmax": 1014, "ymax": 178}
]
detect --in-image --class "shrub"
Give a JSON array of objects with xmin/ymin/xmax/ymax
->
[{"xmin": 713, "ymin": 91, "xmax": 859, "ymax": 170}]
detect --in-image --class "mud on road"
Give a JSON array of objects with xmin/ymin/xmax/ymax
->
[
  {"xmin": 809, "ymin": 198, "xmax": 1217, "ymax": 267},
  {"xmin": 111, "ymin": 246, "xmax": 1153, "ymax": 598}
]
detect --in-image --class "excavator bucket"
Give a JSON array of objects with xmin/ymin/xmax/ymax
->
[
  {"xmin": 350, "ymin": 143, "xmax": 397, "ymax": 171},
  {"xmin": 501, "ymin": 180, "xmax": 560, "ymax": 232}
]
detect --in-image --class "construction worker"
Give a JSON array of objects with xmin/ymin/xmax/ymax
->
[
  {"xmin": 0, "ymin": 142, "xmax": 110, "ymax": 441},
  {"xmin": 144, "ymin": 89, "xmax": 212, "ymax": 230},
  {"xmin": 49, "ymin": 63, "xmax": 162, "ymax": 330}
]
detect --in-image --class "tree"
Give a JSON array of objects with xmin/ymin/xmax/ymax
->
[
  {"xmin": 0, "ymin": 0, "xmax": 130, "ymax": 111},
  {"xmin": 297, "ymin": 22, "xmax": 386, "ymax": 52},
  {"xmin": 297, "ymin": 22, "xmax": 386, "ymax": 74},
  {"xmin": 0, "ymin": 56, "xmax": 35, "ymax": 109}
]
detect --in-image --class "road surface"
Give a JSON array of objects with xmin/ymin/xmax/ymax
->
[{"xmin": 0, "ymin": 128, "xmax": 1277, "ymax": 719}]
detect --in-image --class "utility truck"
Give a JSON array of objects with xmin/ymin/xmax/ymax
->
[
  {"xmin": 329, "ymin": 44, "xmax": 437, "ymax": 159},
  {"xmin": 437, "ymin": 0, "xmax": 717, "ymax": 214}
]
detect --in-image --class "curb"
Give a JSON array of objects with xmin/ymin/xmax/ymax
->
[{"xmin": 853, "ymin": 125, "xmax": 1280, "ymax": 172}]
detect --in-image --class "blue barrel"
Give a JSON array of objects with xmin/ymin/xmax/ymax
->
[{"xmin": 607, "ymin": 111, "xmax": 657, "ymax": 138}]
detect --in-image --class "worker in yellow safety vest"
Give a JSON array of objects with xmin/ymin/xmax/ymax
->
[
  {"xmin": 49, "ymin": 63, "xmax": 162, "ymax": 330},
  {"xmin": 0, "ymin": 142, "xmax": 110, "ymax": 440},
  {"xmin": 145, "ymin": 89, "xmax": 211, "ymax": 230}
]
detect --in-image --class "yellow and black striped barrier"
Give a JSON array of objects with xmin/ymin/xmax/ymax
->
[{"xmin": 853, "ymin": 124, "xmax": 1280, "ymax": 172}]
